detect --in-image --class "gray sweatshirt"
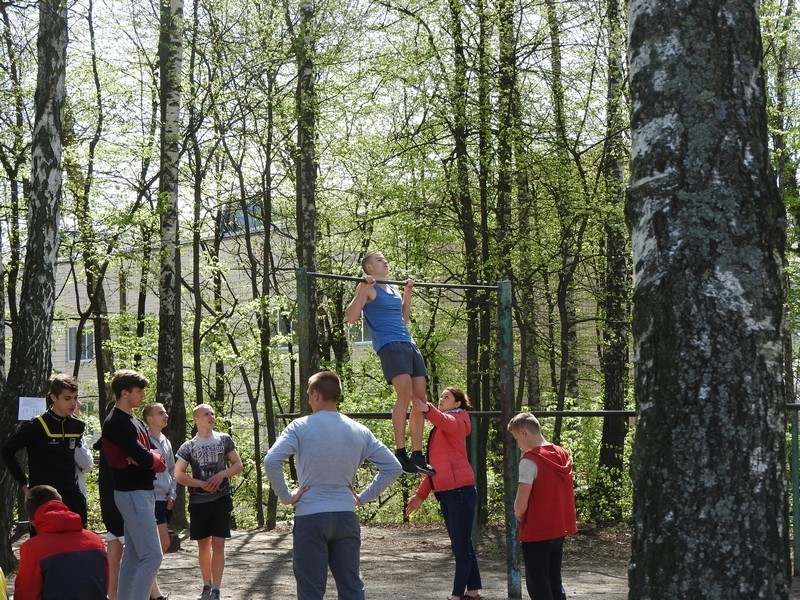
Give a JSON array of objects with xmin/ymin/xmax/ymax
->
[{"xmin": 264, "ymin": 411, "xmax": 402, "ymax": 517}]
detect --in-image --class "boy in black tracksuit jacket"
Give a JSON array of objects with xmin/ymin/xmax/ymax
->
[{"xmin": 1, "ymin": 374, "xmax": 87, "ymax": 527}]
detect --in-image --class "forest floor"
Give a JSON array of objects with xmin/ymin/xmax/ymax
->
[{"xmin": 7, "ymin": 522, "xmax": 800, "ymax": 598}]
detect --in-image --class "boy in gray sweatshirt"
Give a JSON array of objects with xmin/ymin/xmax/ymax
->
[{"xmin": 264, "ymin": 370, "xmax": 402, "ymax": 600}]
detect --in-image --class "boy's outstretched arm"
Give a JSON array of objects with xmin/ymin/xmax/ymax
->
[{"xmin": 401, "ymin": 279, "xmax": 414, "ymax": 323}]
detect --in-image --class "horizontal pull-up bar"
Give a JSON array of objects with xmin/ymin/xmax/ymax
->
[
  {"xmin": 278, "ymin": 406, "xmax": 800, "ymax": 421},
  {"xmin": 306, "ymin": 271, "xmax": 500, "ymax": 291},
  {"xmin": 276, "ymin": 409, "xmax": 638, "ymax": 420}
]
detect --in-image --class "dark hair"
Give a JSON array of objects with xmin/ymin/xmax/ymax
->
[
  {"xmin": 445, "ymin": 386, "xmax": 471, "ymax": 411},
  {"xmin": 25, "ymin": 485, "xmax": 61, "ymax": 519},
  {"xmin": 111, "ymin": 369, "xmax": 149, "ymax": 399},
  {"xmin": 48, "ymin": 373, "xmax": 78, "ymax": 400},
  {"xmin": 308, "ymin": 371, "xmax": 342, "ymax": 402}
]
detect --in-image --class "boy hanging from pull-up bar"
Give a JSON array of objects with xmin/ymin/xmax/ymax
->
[{"xmin": 345, "ymin": 251, "xmax": 436, "ymax": 476}]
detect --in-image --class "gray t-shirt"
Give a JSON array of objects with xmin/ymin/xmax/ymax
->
[
  {"xmin": 176, "ymin": 431, "xmax": 236, "ymax": 503},
  {"xmin": 519, "ymin": 457, "xmax": 538, "ymax": 484}
]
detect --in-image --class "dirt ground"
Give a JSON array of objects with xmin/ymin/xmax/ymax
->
[{"xmin": 7, "ymin": 523, "xmax": 800, "ymax": 598}]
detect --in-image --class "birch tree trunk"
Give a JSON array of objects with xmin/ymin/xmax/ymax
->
[
  {"xmin": 0, "ymin": 0, "xmax": 66, "ymax": 569},
  {"xmin": 157, "ymin": 0, "xmax": 187, "ymax": 529},
  {"xmin": 627, "ymin": 0, "xmax": 790, "ymax": 596}
]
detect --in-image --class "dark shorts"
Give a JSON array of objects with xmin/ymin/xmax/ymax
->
[
  {"xmin": 155, "ymin": 500, "xmax": 173, "ymax": 525},
  {"xmin": 189, "ymin": 495, "xmax": 233, "ymax": 540},
  {"xmin": 377, "ymin": 341, "xmax": 428, "ymax": 383},
  {"xmin": 99, "ymin": 487, "xmax": 124, "ymax": 538}
]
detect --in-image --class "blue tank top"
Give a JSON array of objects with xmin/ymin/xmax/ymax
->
[{"xmin": 361, "ymin": 285, "xmax": 414, "ymax": 352}]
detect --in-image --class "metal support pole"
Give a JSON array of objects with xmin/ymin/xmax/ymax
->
[
  {"xmin": 792, "ymin": 408, "xmax": 799, "ymax": 576},
  {"xmin": 498, "ymin": 280, "xmax": 521, "ymax": 598},
  {"xmin": 470, "ymin": 413, "xmax": 479, "ymax": 545},
  {"xmin": 296, "ymin": 268, "xmax": 311, "ymax": 415}
]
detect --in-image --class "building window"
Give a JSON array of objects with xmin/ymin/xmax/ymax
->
[
  {"xmin": 349, "ymin": 318, "xmax": 372, "ymax": 345},
  {"xmin": 270, "ymin": 309, "xmax": 295, "ymax": 348},
  {"xmin": 68, "ymin": 327, "xmax": 94, "ymax": 362},
  {"xmin": 220, "ymin": 203, "xmax": 264, "ymax": 237}
]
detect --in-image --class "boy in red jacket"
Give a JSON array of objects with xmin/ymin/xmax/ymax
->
[
  {"xmin": 508, "ymin": 412, "xmax": 577, "ymax": 600},
  {"xmin": 15, "ymin": 485, "xmax": 107, "ymax": 600}
]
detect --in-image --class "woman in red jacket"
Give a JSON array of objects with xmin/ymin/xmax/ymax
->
[{"xmin": 406, "ymin": 387, "xmax": 482, "ymax": 600}]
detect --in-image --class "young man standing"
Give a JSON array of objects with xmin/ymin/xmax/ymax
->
[
  {"xmin": 508, "ymin": 412, "xmax": 578, "ymax": 600},
  {"xmin": 101, "ymin": 369, "xmax": 166, "ymax": 600},
  {"xmin": 344, "ymin": 250, "xmax": 435, "ymax": 476},
  {"xmin": 175, "ymin": 404, "xmax": 243, "ymax": 600},
  {"xmin": 2, "ymin": 373, "xmax": 88, "ymax": 527},
  {"xmin": 264, "ymin": 370, "xmax": 402, "ymax": 600},
  {"xmin": 15, "ymin": 485, "xmax": 107, "ymax": 600}
]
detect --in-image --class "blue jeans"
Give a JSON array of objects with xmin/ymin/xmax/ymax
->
[
  {"xmin": 439, "ymin": 485, "xmax": 482, "ymax": 596},
  {"xmin": 114, "ymin": 489, "xmax": 163, "ymax": 600},
  {"xmin": 293, "ymin": 511, "xmax": 364, "ymax": 600},
  {"xmin": 521, "ymin": 537, "xmax": 566, "ymax": 600}
]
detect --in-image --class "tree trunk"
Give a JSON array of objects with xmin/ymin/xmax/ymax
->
[
  {"xmin": 0, "ymin": 3, "xmax": 27, "ymax": 329},
  {"xmin": 0, "ymin": 0, "xmax": 66, "ymax": 570},
  {"xmin": 545, "ymin": 0, "xmax": 581, "ymax": 441},
  {"xmin": 627, "ymin": 0, "xmax": 790, "ymax": 596},
  {"xmin": 77, "ymin": 0, "xmax": 115, "ymax": 410},
  {"xmin": 592, "ymin": 0, "xmax": 628, "ymax": 524},
  {"xmin": 157, "ymin": 0, "xmax": 187, "ymax": 530},
  {"xmin": 766, "ymin": 0, "xmax": 797, "ymax": 408},
  {"xmin": 293, "ymin": 0, "xmax": 319, "ymax": 409}
]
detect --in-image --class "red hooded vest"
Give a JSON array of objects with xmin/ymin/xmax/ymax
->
[{"xmin": 518, "ymin": 444, "xmax": 578, "ymax": 543}]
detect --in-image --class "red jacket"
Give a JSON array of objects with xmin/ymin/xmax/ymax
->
[
  {"xmin": 415, "ymin": 406, "xmax": 475, "ymax": 500},
  {"xmin": 518, "ymin": 444, "xmax": 578, "ymax": 543},
  {"xmin": 15, "ymin": 500, "xmax": 107, "ymax": 600}
]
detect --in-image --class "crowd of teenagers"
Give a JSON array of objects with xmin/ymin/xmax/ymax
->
[{"xmin": 0, "ymin": 251, "xmax": 578, "ymax": 600}]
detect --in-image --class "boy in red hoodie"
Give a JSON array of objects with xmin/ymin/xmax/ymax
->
[
  {"xmin": 15, "ymin": 485, "xmax": 107, "ymax": 600},
  {"xmin": 508, "ymin": 412, "xmax": 577, "ymax": 600}
]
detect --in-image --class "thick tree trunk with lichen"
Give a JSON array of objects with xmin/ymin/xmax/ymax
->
[{"xmin": 626, "ymin": 0, "xmax": 790, "ymax": 597}]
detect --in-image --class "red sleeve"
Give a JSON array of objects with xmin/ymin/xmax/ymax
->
[
  {"xmin": 425, "ymin": 405, "xmax": 470, "ymax": 436},
  {"xmin": 414, "ymin": 474, "xmax": 433, "ymax": 500},
  {"xmin": 150, "ymin": 450, "xmax": 166, "ymax": 473},
  {"xmin": 15, "ymin": 542, "xmax": 43, "ymax": 600}
]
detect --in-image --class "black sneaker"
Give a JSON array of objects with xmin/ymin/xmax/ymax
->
[
  {"xmin": 395, "ymin": 449, "xmax": 418, "ymax": 474},
  {"xmin": 410, "ymin": 451, "xmax": 436, "ymax": 476}
]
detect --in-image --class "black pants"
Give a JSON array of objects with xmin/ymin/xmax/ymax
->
[{"xmin": 521, "ymin": 537, "xmax": 566, "ymax": 600}]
